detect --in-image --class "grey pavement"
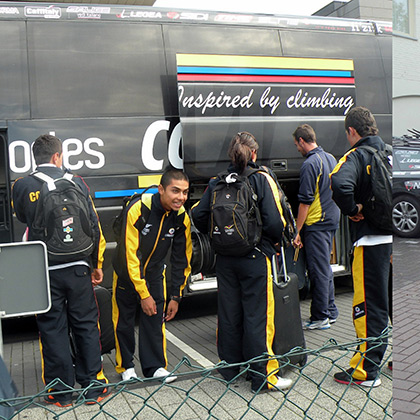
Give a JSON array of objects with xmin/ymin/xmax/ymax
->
[
  {"xmin": 393, "ymin": 236, "xmax": 420, "ymax": 420},
  {"xmin": 3, "ymin": 279, "xmax": 392, "ymax": 419}
]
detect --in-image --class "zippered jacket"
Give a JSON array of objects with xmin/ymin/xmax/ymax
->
[
  {"xmin": 114, "ymin": 192, "xmax": 192, "ymax": 299},
  {"xmin": 330, "ymin": 135, "xmax": 390, "ymax": 242}
]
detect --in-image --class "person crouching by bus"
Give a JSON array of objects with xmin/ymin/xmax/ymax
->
[
  {"xmin": 191, "ymin": 132, "xmax": 293, "ymax": 393},
  {"xmin": 11, "ymin": 134, "xmax": 108, "ymax": 407},
  {"xmin": 112, "ymin": 168, "xmax": 192, "ymax": 383}
]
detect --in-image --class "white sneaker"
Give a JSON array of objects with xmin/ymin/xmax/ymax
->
[
  {"xmin": 121, "ymin": 367, "xmax": 137, "ymax": 381},
  {"xmin": 153, "ymin": 367, "xmax": 177, "ymax": 384},
  {"xmin": 270, "ymin": 375, "xmax": 293, "ymax": 391}
]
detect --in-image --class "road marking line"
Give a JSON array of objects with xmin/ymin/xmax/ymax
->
[{"xmin": 166, "ymin": 330, "xmax": 215, "ymax": 369}]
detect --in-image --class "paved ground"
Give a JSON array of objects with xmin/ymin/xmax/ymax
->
[
  {"xmin": 393, "ymin": 236, "xmax": 420, "ymax": 419},
  {"xmin": 2, "ymin": 275, "xmax": 392, "ymax": 420}
]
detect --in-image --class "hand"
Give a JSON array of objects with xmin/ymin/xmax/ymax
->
[
  {"xmin": 293, "ymin": 233, "xmax": 303, "ymax": 249},
  {"xmin": 349, "ymin": 204, "xmax": 364, "ymax": 222},
  {"xmin": 165, "ymin": 300, "xmax": 179, "ymax": 321},
  {"xmin": 91, "ymin": 268, "xmax": 103, "ymax": 286},
  {"xmin": 141, "ymin": 296, "xmax": 157, "ymax": 316}
]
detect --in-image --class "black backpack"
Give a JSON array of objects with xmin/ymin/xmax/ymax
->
[
  {"xmin": 209, "ymin": 168, "xmax": 262, "ymax": 256},
  {"xmin": 31, "ymin": 172, "xmax": 95, "ymax": 263},
  {"xmin": 359, "ymin": 144, "xmax": 393, "ymax": 233}
]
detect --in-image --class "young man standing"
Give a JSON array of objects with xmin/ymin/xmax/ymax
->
[
  {"xmin": 330, "ymin": 106, "xmax": 392, "ymax": 387},
  {"xmin": 112, "ymin": 168, "xmax": 192, "ymax": 383},
  {"xmin": 292, "ymin": 124, "xmax": 340, "ymax": 330},
  {"xmin": 12, "ymin": 134, "xmax": 108, "ymax": 406}
]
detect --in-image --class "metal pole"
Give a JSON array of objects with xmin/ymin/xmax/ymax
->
[{"xmin": 0, "ymin": 311, "xmax": 5, "ymax": 358}]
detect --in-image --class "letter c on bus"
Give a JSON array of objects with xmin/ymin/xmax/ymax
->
[{"xmin": 142, "ymin": 120, "xmax": 170, "ymax": 171}]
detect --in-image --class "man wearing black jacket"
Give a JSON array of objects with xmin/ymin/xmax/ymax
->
[
  {"xmin": 12, "ymin": 134, "xmax": 108, "ymax": 406},
  {"xmin": 330, "ymin": 107, "xmax": 392, "ymax": 388}
]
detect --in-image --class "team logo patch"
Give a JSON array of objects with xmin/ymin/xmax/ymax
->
[
  {"xmin": 62, "ymin": 217, "xmax": 74, "ymax": 227},
  {"xmin": 63, "ymin": 226, "xmax": 73, "ymax": 234},
  {"xmin": 353, "ymin": 303, "xmax": 366, "ymax": 319},
  {"xmin": 63, "ymin": 234, "xmax": 73, "ymax": 243},
  {"xmin": 224, "ymin": 224, "xmax": 235, "ymax": 236},
  {"xmin": 142, "ymin": 223, "xmax": 152, "ymax": 236},
  {"xmin": 165, "ymin": 227, "xmax": 176, "ymax": 238},
  {"xmin": 225, "ymin": 194, "xmax": 231, "ymax": 199}
]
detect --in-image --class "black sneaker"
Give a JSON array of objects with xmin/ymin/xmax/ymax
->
[
  {"xmin": 44, "ymin": 393, "xmax": 73, "ymax": 407},
  {"xmin": 334, "ymin": 369, "xmax": 381, "ymax": 388},
  {"xmin": 84, "ymin": 387, "xmax": 110, "ymax": 405}
]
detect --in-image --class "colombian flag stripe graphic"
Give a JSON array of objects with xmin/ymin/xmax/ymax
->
[{"xmin": 177, "ymin": 54, "xmax": 354, "ymax": 85}]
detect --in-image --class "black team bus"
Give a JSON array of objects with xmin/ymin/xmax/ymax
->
[{"xmin": 0, "ymin": 2, "xmax": 392, "ymax": 292}]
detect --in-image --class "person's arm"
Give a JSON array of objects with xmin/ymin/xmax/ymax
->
[
  {"xmin": 166, "ymin": 210, "xmax": 192, "ymax": 321},
  {"xmin": 191, "ymin": 178, "xmax": 216, "ymax": 233},
  {"xmin": 293, "ymin": 203, "xmax": 310, "ymax": 248}
]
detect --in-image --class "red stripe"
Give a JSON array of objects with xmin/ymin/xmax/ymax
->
[{"xmin": 177, "ymin": 74, "xmax": 355, "ymax": 84}]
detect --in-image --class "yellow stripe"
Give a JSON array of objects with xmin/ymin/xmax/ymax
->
[
  {"xmin": 265, "ymin": 256, "xmax": 280, "ymax": 388},
  {"xmin": 112, "ymin": 272, "xmax": 125, "ymax": 374},
  {"xmin": 137, "ymin": 175, "xmax": 161, "ymax": 188},
  {"xmin": 162, "ymin": 268, "xmax": 168, "ymax": 369},
  {"xmin": 306, "ymin": 155, "xmax": 323, "ymax": 226},
  {"xmin": 176, "ymin": 53, "xmax": 354, "ymax": 71},
  {"xmin": 258, "ymin": 171, "xmax": 286, "ymax": 228},
  {"xmin": 349, "ymin": 246, "xmax": 368, "ymax": 381},
  {"xmin": 330, "ymin": 149, "xmax": 357, "ymax": 178}
]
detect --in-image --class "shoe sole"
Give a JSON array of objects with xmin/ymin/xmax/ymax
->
[
  {"xmin": 164, "ymin": 375, "xmax": 177, "ymax": 384},
  {"xmin": 334, "ymin": 377, "xmax": 381, "ymax": 388},
  {"xmin": 304, "ymin": 325, "xmax": 331, "ymax": 330},
  {"xmin": 44, "ymin": 398, "xmax": 72, "ymax": 408}
]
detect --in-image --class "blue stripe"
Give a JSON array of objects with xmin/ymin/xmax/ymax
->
[
  {"xmin": 95, "ymin": 188, "xmax": 158, "ymax": 199},
  {"xmin": 177, "ymin": 66, "xmax": 352, "ymax": 78}
]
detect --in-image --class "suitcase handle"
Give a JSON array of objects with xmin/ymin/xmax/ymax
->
[{"xmin": 272, "ymin": 246, "xmax": 289, "ymax": 287}]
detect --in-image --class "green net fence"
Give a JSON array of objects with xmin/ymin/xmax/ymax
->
[{"xmin": 1, "ymin": 328, "xmax": 392, "ymax": 420}]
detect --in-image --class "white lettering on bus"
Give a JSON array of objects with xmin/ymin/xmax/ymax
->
[
  {"xmin": 286, "ymin": 88, "xmax": 354, "ymax": 115},
  {"xmin": 9, "ymin": 141, "xmax": 32, "ymax": 173},
  {"xmin": 142, "ymin": 120, "xmax": 169, "ymax": 171},
  {"xmin": 84, "ymin": 137, "xmax": 105, "ymax": 169},
  {"xmin": 168, "ymin": 123, "xmax": 183, "ymax": 169},
  {"xmin": 63, "ymin": 138, "xmax": 84, "ymax": 170}
]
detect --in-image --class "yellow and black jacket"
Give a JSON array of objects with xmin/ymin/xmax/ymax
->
[{"xmin": 113, "ymin": 192, "xmax": 192, "ymax": 299}]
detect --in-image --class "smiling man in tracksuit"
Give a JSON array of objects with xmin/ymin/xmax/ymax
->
[
  {"xmin": 112, "ymin": 168, "xmax": 192, "ymax": 383},
  {"xmin": 292, "ymin": 124, "xmax": 340, "ymax": 331},
  {"xmin": 330, "ymin": 106, "xmax": 392, "ymax": 387}
]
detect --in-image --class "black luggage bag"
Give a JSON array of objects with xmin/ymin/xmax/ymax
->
[
  {"xmin": 94, "ymin": 285, "xmax": 115, "ymax": 354},
  {"xmin": 284, "ymin": 245, "xmax": 310, "ymax": 300},
  {"xmin": 272, "ymin": 248, "xmax": 307, "ymax": 370}
]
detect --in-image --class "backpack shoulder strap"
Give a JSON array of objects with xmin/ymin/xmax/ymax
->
[{"xmin": 32, "ymin": 171, "xmax": 56, "ymax": 191}]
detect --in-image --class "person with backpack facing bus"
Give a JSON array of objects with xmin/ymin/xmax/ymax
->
[
  {"xmin": 192, "ymin": 131, "xmax": 293, "ymax": 393},
  {"xmin": 11, "ymin": 134, "xmax": 108, "ymax": 406},
  {"xmin": 330, "ymin": 106, "xmax": 392, "ymax": 387},
  {"xmin": 292, "ymin": 124, "xmax": 340, "ymax": 331},
  {"xmin": 112, "ymin": 168, "xmax": 191, "ymax": 383}
]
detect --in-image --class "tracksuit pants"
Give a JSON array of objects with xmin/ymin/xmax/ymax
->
[
  {"xmin": 37, "ymin": 265, "xmax": 107, "ymax": 394},
  {"xmin": 216, "ymin": 250, "xmax": 279, "ymax": 391},
  {"xmin": 350, "ymin": 243, "xmax": 392, "ymax": 380},
  {"xmin": 112, "ymin": 273, "xmax": 167, "ymax": 378},
  {"xmin": 302, "ymin": 229, "xmax": 338, "ymax": 322}
]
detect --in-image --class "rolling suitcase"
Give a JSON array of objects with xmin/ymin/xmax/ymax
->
[{"xmin": 272, "ymin": 247, "xmax": 307, "ymax": 370}]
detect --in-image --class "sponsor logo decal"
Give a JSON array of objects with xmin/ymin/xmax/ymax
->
[
  {"xmin": 353, "ymin": 303, "xmax": 366, "ymax": 319},
  {"xmin": 117, "ymin": 9, "xmax": 162, "ymax": 19},
  {"xmin": 142, "ymin": 223, "xmax": 152, "ymax": 236},
  {"xmin": 63, "ymin": 234, "xmax": 73, "ymax": 243},
  {"xmin": 0, "ymin": 7, "xmax": 19, "ymax": 14},
  {"xmin": 224, "ymin": 224, "xmax": 235, "ymax": 236},
  {"xmin": 62, "ymin": 217, "xmax": 74, "ymax": 227},
  {"xmin": 24, "ymin": 6, "xmax": 61, "ymax": 19}
]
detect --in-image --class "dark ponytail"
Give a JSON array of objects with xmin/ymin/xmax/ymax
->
[{"xmin": 227, "ymin": 132, "xmax": 259, "ymax": 174}]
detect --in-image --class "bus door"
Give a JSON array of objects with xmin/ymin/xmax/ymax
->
[{"xmin": 0, "ymin": 133, "xmax": 13, "ymax": 243}]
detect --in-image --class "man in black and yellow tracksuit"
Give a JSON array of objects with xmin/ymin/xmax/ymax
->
[
  {"xmin": 112, "ymin": 169, "xmax": 191, "ymax": 383},
  {"xmin": 292, "ymin": 124, "xmax": 340, "ymax": 330},
  {"xmin": 330, "ymin": 107, "xmax": 392, "ymax": 388},
  {"xmin": 12, "ymin": 134, "xmax": 108, "ymax": 407}
]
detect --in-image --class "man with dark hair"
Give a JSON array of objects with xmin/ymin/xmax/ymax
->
[
  {"xmin": 292, "ymin": 124, "xmax": 340, "ymax": 330},
  {"xmin": 12, "ymin": 134, "xmax": 108, "ymax": 407},
  {"xmin": 330, "ymin": 106, "xmax": 392, "ymax": 387},
  {"xmin": 112, "ymin": 167, "xmax": 192, "ymax": 383}
]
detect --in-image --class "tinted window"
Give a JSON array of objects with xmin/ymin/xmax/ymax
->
[
  {"xmin": 0, "ymin": 21, "xmax": 30, "ymax": 120},
  {"xmin": 394, "ymin": 148, "xmax": 420, "ymax": 172},
  {"xmin": 280, "ymin": 30, "xmax": 391, "ymax": 114},
  {"xmin": 27, "ymin": 21, "xmax": 168, "ymax": 118}
]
